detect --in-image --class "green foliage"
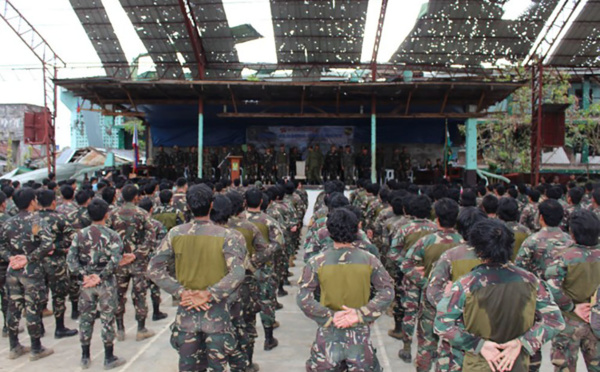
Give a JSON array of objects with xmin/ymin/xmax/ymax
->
[{"xmin": 123, "ymin": 118, "xmax": 146, "ymax": 152}]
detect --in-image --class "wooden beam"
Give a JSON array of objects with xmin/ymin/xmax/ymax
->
[
  {"xmin": 405, "ymin": 89, "xmax": 415, "ymax": 115},
  {"xmin": 217, "ymin": 112, "xmax": 490, "ymax": 119},
  {"xmin": 477, "ymin": 90, "xmax": 487, "ymax": 112},
  {"xmin": 440, "ymin": 86, "xmax": 453, "ymax": 113},
  {"xmin": 300, "ymin": 86, "xmax": 306, "ymax": 114},
  {"xmin": 228, "ymin": 85, "xmax": 238, "ymax": 113}
]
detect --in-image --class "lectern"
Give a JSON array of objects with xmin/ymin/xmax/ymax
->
[{"xmin": 228, "ymin": 155, "xmax": 243, "ymax": 183}]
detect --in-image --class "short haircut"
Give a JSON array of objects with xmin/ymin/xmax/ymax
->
[
  {"xmin": 408, "ymin": 195, "xmax": 432, "ymax": 219},
  {"xmin": 0, "ymin": 191, "xmax": 6, "ymax": 205},
  {"xmin": 528, "ymin": 189, "xmax": 541, "ymax": 203},
  {"xmin": 379, "ymin": 188, "xmax": 391, "ymax": 204},
  {"xmin": 138, "ymin": 197, "xmax": 153, "ymax": 213},
  {"xmin": 391, "ymin": 197, "xmax": 404, "ymax": 216},
  {"xmin": 447, "ymin": 188, "xmax": 461, "ymax": 203},
  {"xmin": 75, "ymin": 190, "xmax": 90, "ymax": 206},
  {"xmin": 88, "ymin": 199, "xmax": 109, "ymax": 222},
  {"xmin": 477, "ymin": 185, "xmax": 487, "ymax": 197},
  {"xmin": 327, "ymin": 208, "xmax": 359, "ymax": 244},
  {"xmin": 570, "ymin": 209, "xmax": 600, "ymax": 246},
  {"xmin": 495, "ymin": 184, "xmax": 506, "ymax": 196},
  {"xmin": 431, "ymin": 185, "xmax": 448, "ymax": 201},
  {"xmin": 481, "ymin": 194, "xmax": 499, "ymax": 215},
  {"xmin": 585, "ymin": 182, "xmax": 593, "ymax": 192},
  {"xmin": 366, "ymin": 183, "xmax": 381, "ymax": 196},
  {"xmin": 187, "ymin": 184, "xmax": 214, "ymax": 217},
  {"xmin": 60, "ymin": 185, "xmax": 74, "ymax": 200},
  {"xmin": 121, "ymin": 185, "xmax": 139, "ymax": 202},
  {"xmin": 507, "ymin": 188, "xmax": 518, "ymax": 198},
  {"xmin": 538, "ymin": 199, "xmax": 563, "ymax": 227},
  {"xmin": 176, "ymin": 177, "xmax": 188, "ymax": 188},
  {"xmin": 456, "ymin": 207, "xmax": 487, "ymax": 239},
  {"xmin": 460, "ymin": 189, "xmax": 477, "ymax": 207},
  {"xmin": 37, "ymin": 189, "xmax": 56, "ymax": 208},
  {"xmin": 245, "ymin": 187, "xmax": 262, "ymax": 209},
  {"xmin": 144, "ymin": 182, "xmax": 157, "ymax": 196},
  {"xmin": 2, "ymin": 185, "xmax": 14, "ymax": 198},
  {"xmin": 101, "ymin": 187, "xmax": 116, "ymax": 205},
  {"xmin": 210, "ymin": 194, "xmax": 232, "ymax": 224},
  {"xmin": 470, "ymin": 219, "xmax": 515, "ymax": 264},
  {"xmin": 14, "ymin": 188, "xmax": 36, "ymax": 210},
  {"xmin": 435, "ymin": 198, "xmax": 460, "ymax": 228},
  {"xmin": 226, "ymin": 191, "xmax": 245, "ymax": 215},
  {"xmin": 546, "ymin": 186, "xmax": 562, "ymax": 200},
  {"xmin": 568, "ymin": 187, "xmax": 584, "ymax": 205},
  {"xmin": 260, "ymin": 192, "xmax": 271, "ymax": 212},
  {"xmin": 47, "ymin": 181, "xmax": 57, "ymax": 191},
  {"xmin": 159, "ymin": 189, "xmax": 173, "ymax": 205},
  {"xmin": 497, "ymin": 197, "xmax": 520, "ymax": 222},
  {"xmin": 233, "ymin": 178, "xmax": 241, "ymax": 187},
  {"xmin": 324, "ymin": 181, "xmax": 337, "ymax": 195},
  {"xmin": 342, "ymin": 205, "xmax": 362, "ymax": 221},
  {"xmin": 329, "ymin": 193, "xmax": 350, "ymax": 209}
]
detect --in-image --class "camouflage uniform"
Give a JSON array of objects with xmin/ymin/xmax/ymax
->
[
  {"xmin": 152, "ymin": 204, "xmax": 185, "ymax": 231},
  {"xmin": 0, "ymin": 211, "xmax": 53, "ymax": 341},
  {"xmin": 400, "ymin": 229, "xmax": 464, "ymax": 371},
  {"xmin": 364, "ymin": 197, "xmax": 383, "ymax": 234},
  {"xmin": 303, "ymin": 215, "xmax": 328, "ymax": 262},
  {"xmin": 106, "ymin": 203, "xmax": 155, "ymax": 323},
  {"xmin": 515, "ymin": 226, "xmax": 574, "ymax": 279},
  {"xmin": 313, "ymin": 191, "xmax": 326, "ymax": 215},
  {"xmin": 297, "ymin": 243, "xmax": 394, "ymax": 371},
  {"xmin": 65, "ymin": 205, "xmax": 93, "ymax": 308},
  {"xmin": 341, "ymin": 151, "xmax": 355, "ymax": 185},
  {"xmin": 267, "ymin": 199, "xmax": 297, "ymax": 286},
  {"xmin": 67, "ymin": 224, "xmax": 123, "ymax": 346},
  {"xmin": 5, "ymin": 198, "xmax": 18, "ymax": 217},
  {"xmin": 147, "ymin": 219, "xmax": 246, "ymax": 372},
  {"xmin": 504, "ymin": 221, "xmax": 532, "ymax": 260},
  {"xmin": 172, "ymin": 193, "xmax": 190, "ymax": 222},
  {"xmin": 435, "ymin": 263, "xmax": 565, "ymax": 371},
  {"xmin": 591, "ymin": 285, "xmax": 600, "ymax": 339},
  {"xmin": 545, "ymin": 243, "xmax": 600, "ymax": 371},
  {"xmin": 372, "ymin": 206, "xmax": 393, "ymax": 251},
  {"xmin": 562, "ymin": 203, "xmax": 583, "ymax": 233},
  {"xmin": 0, "ymin": 211, "xmax": 10, "ymax": 333},
  {"xmin": 312, "ymin": 227, "xmax": 379, "ymax": 259},
  {"xmin": 148, "ymin": 218, "xmax": 167, "ymax": 309},
  {"xmin": 520, "ymin": 202, "xmax": 541, "ymax": 232}
]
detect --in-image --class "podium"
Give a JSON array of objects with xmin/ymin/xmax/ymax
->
[{"xmin": 228, "ymin": 155, "xmax": 243, "ymax": 183}]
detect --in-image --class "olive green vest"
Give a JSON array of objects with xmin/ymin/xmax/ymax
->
[
  {"xmin": 252, "ymin": 222, "xmax": 269, "ymax": 241},
  {"xmin": 451, "ymin": 259, "xmax": 482, "ymax": 281},
  {"xmin": 318, "ymin": 264, "xmax": 372, "ymax": 311},
  {"xmin": 172, "ymin": 235, "xmax": 227, "ymax": 290},
  {"xmin": 463, "ymin": 281, "xmax": 536, "ymax": 371},
  {"xmin": 512, "ymin": 232, "xmax": 530, "ymax": 260},
  {"xmin": 423, "ymin": 242, "xmax": 460, "ymax": 278},
  {"xmin": 405, "ymin": 229, "xmax": 435, "ymax": 254},
  {"xmin": 154, "ymin": 212, "xmax": 177, "ymax": 231},
  {"xmin": 563, "ymin": 261, "xmax": 600, "ymax": 321},
  {"xmin": 235, "ymin": 227, "xmax": 255, "ymax": 257}
]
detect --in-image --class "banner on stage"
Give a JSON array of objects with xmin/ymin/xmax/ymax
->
[{"xmin": 246, "ymin": 126, "xmax": 354, "ymax": 149}]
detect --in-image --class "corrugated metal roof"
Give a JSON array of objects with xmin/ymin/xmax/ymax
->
[
  {"xmin": 548, "ymin": 0, "xmax": 600, "ymax": 67},
  {"xmin": 69, "ymin": 0, "xmax": 129, "ymax": 78}
]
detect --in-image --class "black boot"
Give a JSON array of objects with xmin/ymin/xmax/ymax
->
[
  {"xmin": 81, "ymin": 344, "xmax": 91, "ymax": 369},
  {"xmin": 277, "ymin": 284, "xmax": 288, "ymax": 297},
  {"xmin": 54, "ymin": 315, "xmax": 78, "ymax": 339},
  {"xmin": 30, "ymin": 337, "xmax": 54, "ymax": 361},
  {"xmin": 152, "ymin": 300, "xmax": 167, "ymax": 321},
  {"xmin": 104, "ymin": 343, "xmax": 126, "ymax": 370},
  {"xmin": 136, "ymin": 319, "xmax": 155, "ymax": 341},
  {"xmin": 40, "ymin": 321, "xmax": 45, "ymax": 337},
  {"xmin": 275, "ymin": 301, "xmax": 283, "ymax": 310},
  {"xmin": 246, "ymin": 343, "xmax": 259, "ymax": 372},
  {"xmin": 116, "ymin": 318, "xmax": 125, "ymax": 341},
  {"xmin": 387, "ymin": 316, "xmax": 403, "ymax": 340},
  {"xmin": 8, "ymin": 332, "xmax": 29, "ymax": 360},
  {"xmin": 398, "ymin": 341, "xmax": 412, "ymax": 363},
  {"xmin": 263, "ymin": 327, "xmax": 278, "ymax": 351},
  {"xmin": 71, "ymin": 300, "xmax": 79, "ymax": 320}
]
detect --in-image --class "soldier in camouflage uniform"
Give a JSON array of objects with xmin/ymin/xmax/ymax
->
[
  {"xmin": 372, "ymin": 188, "xmax": 394, "ymax": 252},
  {"xmin": 520, "ymin": 189, "xmax": 541, "ymax": 232},
  {"xmin": 36, "ymin": 190, "xmax": 79, "ymax": 339},
  {"xmin": 297, "ymin": 208, "xmax": 394, "ymax": 371},
  {"xmin": 275, "ymin": 144, "xmax": 289, "ymax": 180},
  {"xmin": 153, "ymin": 189, "xmax": 185, "ymax": 231},
  {"xmin": 172, "ymin": 178, "xmax": 190, "ymax": 222},
  {"xmin": 497, "ymin": 197, "xmax": 531, "ymax": 260},
  {"xmin": 562, "ymin": 186, "xmax": 584, "ymax": 232},
  {"xmin": 106, "ymin": 185, "xmax": 156, "ymax": 342},
  {"xmin": 244, "ymin": 145, "xmax": 259, "ymax": 182},
  {"xmin": 154, "ymin": 146, "xmax": 172, "ymax": 179},
  {"xmin": 359, "ymin": 183, "xmax": 380, "ymax": 227},
  {"xmin": 435, "ymin": 218, "xmax": 565, "ymax": 372},
  {"xmin": 0, "ymin": 191, "xmax": 11, "ymax": 337},
  {"xmin": 2, "ymin": 185, "xmax": 18, "ymax": 217},
  {"xmin": 545, "ymin": 209, "xmax": 600, "ymax": 371},
  {"xmin": 341, "ymin": 145, "xmax": 355, "ymax": 185},
  {"xmin": 261, "ymin": 147, "xmax": 275, "ymax": 183},
  {"xmin": 401, "ymin": 198, "xmax": 464, "ymax": 371},
  {"xmin": 388, "ymin": 195, "xmax": 437, "ymax": 362},
  {"xmin": 148, "ymin": 184, "xmax": 246, "ymax": 372},
  {"xmin": 0, "ymin": 188, "xmax": 55, "ymax": 360},
  {"xmin": 67, "ymin": 199, "xmax": 126, "ymax": 369},
  {"xmin": 171, "ymin": 145, "xmax": 187, "ymax": 179},
  {"xmin": 188, "ymin": 146, "xmax": 198, "ymax": 178},
  {"xmin": 324, "ymin": 145, "xmax": 341, "ymax": 181},
  {"xmin": 303, "ymin": 193, "xmax": 349, "ymax": 263}
]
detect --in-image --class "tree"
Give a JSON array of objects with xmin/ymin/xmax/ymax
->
[{"xmin": 122, "ymin": 117, "xmax": 146, "ymax": 152}]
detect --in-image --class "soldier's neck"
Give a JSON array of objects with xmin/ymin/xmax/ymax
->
[{"xmin": 247, "ymin": 207, "xmax": 260, "ymax": 212}]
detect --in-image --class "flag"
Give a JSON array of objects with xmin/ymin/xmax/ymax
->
[
  {"xmin": 443, "ymin": 119, "xmax": 452, "ymax": 177},
  {"xmin": 76, "ymin": 99, "xmax": 81, "ymax": 113},
  {"xmin": 132, "ymin": 123, "xmax": 139, "ymax": 173}
]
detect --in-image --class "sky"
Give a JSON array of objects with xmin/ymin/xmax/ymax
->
[{"xmin": 0, "ymin": 0, "xmax": 536, "ymax": 149}]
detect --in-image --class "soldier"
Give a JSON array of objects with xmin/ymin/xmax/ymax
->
[
  {"xmin": 172, "ymin": 177, "xmax": 189, "ymax": 221},
  {"xmin": 289, "ymin": 147, "xmax": 300, "ymax": 179},
  {"xmin": 0, "ymin": 191, "xmax": 10, "ymax": 337},
  {"xmin": 262, "ymin": 147, "xmax": 275, "ymax": 183},
  {"xmin": 36, "ymin": 190, "xmax": 79, "ymax": 339},
  {"xmin": 341, "ymin": 145, "xmax": 355, "ymax": 185},
  {"xmin": 481, "ymin": 194, "xmax": 499, "ymax": 218},
  {"xmin": 324, "ymin": 145, "xmax": 341, "ymax": 181},
  {"xmin": 356, "ymin": 147, "xmax": 371, "ymax": 180},
  {"xmin": 297, "ymin": 208, "xmax": 394, "ymax": 371},
  {"xmin": 188, "ymin": 146, "xmax": 198, "ymax": 178},
  {"xmin": 154, "ymin": 146, "xmax": 171, "ymax": 180},
  {"xmin": 520, "ymin": 189, "xmax": 541, "ymax": 232},
  {"xmin": 203, "ymin": 148, "xmax": 213, "ymax": 180},
  {"xmin": 106, "ymin": 185, "xmax": 156, "ymax": 342},
  {"xmin": 392, "ymin": 148, "xmax": 403, "ymax": 181},
  {"xmin": 0, "ymin": 188, "xmax": 54, "ymax": 360},
  {"xmin": 435, "ymin": 219, "xmax": 565, "ymax": 372},
  {"xmin": 148, "ymin": 184, "xmax": 246, "ymax": 372},
  {"xmin": 153, "ymin": 189, "xmax": 185, "ymax": 230},
  {"xmin": 563, "ymin": 186, "xmax": 584, "ymax": 232},
  {"xmin": 2, "ymin": 185, "xmax": 18, "ymax": 216},
  {"xmin": 171, "ymin": 145, "xmax": 187, "ymax": 179},
  {"xmin": 101, "ymin": 186, "xmax": 118, "ymax": 213},
  {"xmin": 244, "ymin": 145, "xmax": 259, "ymax": 182},
  {"xmin": 67, "ymin": 199, "xmax": 126, "ymax": 369},
  {"xmin": 545, "ymin": 209, "xmax": 600, "ymax": 371},
  {"xmin": 497, "ymin": 197, "xmax": 531, "ymax": 260},
  {"xmin": 275, "ymin": 144, "xmax": 289, "ymax": 180},
  {"xmin": 401, "ymin": 198, "xmax": 464, "ymax": 371},
  {"xmin": 314, "ymin": 144, "xmax": 324, "ymax": 183}
]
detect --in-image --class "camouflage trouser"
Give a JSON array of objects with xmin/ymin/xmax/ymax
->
[
  {"xmin": 435, "ymin": 339, "xmax": 463, "ymax": 372},
  {"xmin": 116, "ymin": 265, "xmax": 148, "ymax": 321},
  {"xmin": 416, "ymin": 300, "xmax": 438, "ymax": 372},
  {"xmin": 392, "ymin": 272, "xmax": 405, "ymax": 327},
  {"xmin": 42, "ymin": 255, "xmax": 70, "ymax": 318},
  {"xmin": 79, "ymin": 278, "xmax": 118, "ymax": 345},
  {"xmin": 0, "ymin": 264, "xmax": 7, "ymax": 328},
  {"xmin": 401, "ymin": 275, "xmax": 420, "ymax": 345},
  {"xmin": 551, "ymin": 316, "xmax": 600, "ymax": 372},
  {"xmin": 256, "ymin": 266, "xmax": 277, "ymax": 328},
  {"xmin": 171, "ymin": 327, "xmax": 237, "ymax": 372},
  {"xmin": 148, "ymin": 280, "xmax": 161, "ymax": 305},
  {"xmin": 307, "ymin": 325, "xmax": 382, "ymax": 372},
  {"xmin": 229, "ymin": 300, "xmax": 252, "ymax": 371},
  {"xmin": 274, "ymin": 249, "xmax": 288, "ymax": 286},
  {"xmin": 69, "ymin": 270, "xmax": 81, "ymax": 303},
  {"xmin": 6, "ymin": 271, "xmax": 46, "ymax": 339},
  {"xmin": 530, "ymin": 350, "xmax": 542, "ymax": 372}
]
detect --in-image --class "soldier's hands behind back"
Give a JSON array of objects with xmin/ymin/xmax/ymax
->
[
  {"xmin": 495, "ymin": 339, "xmax": 522, "ymax": 372},
  {"xmin": 9, "ymin": 255, "xmax": 27, "ymax": 270},
  {"xmin": 119, "ymin": 253, "xmax": 136, "ymax": 266},
  {"xmin": 574, "ymin": 303, "xmax": 591, "ymax": 323},
  {"xmin": 480, "ymin": 341, "xmax": 502, "ymax": 372},
  {"xmin": 82, "ymin": 274, "xmax": 101, "ymax": 288},
  {"xmin": 333, "ymin": 306, "xmax": 359, "ymax": 329},
  {"xmin": 181, "ymin": 290, "xmax": 212, "ymax": 311}
]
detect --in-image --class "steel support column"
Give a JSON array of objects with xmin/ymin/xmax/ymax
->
[
  {"xmin": 198, "ymin": 99, "xmax": 204, "ymax": 179},
  {"xmin": 371, "ymin": 95, "xmax": 377, "ymax": 183},
  {"xmin": 464, "ymin": 118, "xmax": 478, "ymax": 186}
]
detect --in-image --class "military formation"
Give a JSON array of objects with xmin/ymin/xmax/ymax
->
[{"xmin": 3, "ymin": 167, "xmax": 600, "ymax": 371}]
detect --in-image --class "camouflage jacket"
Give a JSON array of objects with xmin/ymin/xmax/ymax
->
[
  {"xmin": 149, "ymin": 219, "xmax": 167, "ymax": 257},
  {"xmin": 364, "ymin": 198, "xmax": 384, "ymax": 232},
  {"xmin": 66, "ymin": 206, "xmax": 92, "ymax": 230},
  {"xmin": 312, "ymin": 206, "xmax": 329, "ymax": 224},
  {"xmin": 591, "ymin": 285, "xmax": 600, "ymax": 338},
  {"xmin": 313, "ymin": 191, "xmax": 326, "ymax": 214},
  {"xmin": 515, "ymin": 226, "xmax": 573, "ymax": 278},
  {"xmin": 310, "ymin": 226, "xmax": 379, "ymax": 259},
  {"xmin": 562, "ymin": 203, "xmax": 583, "ymax": 232},
  {"xmin": 435, "ymin": 263, "xmax": 564, "ymax": 359},
  {"xmin": 147, "ymin": 219, "xmax": 246, "ymax": 333},
  {"xmin": 359, "ymin": 194, "xmax": 377, "ymax": 223},
  {"xmin": 372, "ymin": 206, "xmax": 394, "ymax": 247},
  {"xmin": 545, "ymin": 243, "xmax": 600, "ymax": 315},
  {"xmin": 106, "ymin": 202, "xmax": 155, "ymax": 263},
  {"xmin": 303, "ymin": 215, "xmax": 328, "ymax": 262},
  {"xmin": 227, "ymin": 215, "xmax": 271, "ymax": 271},
  {"xmin": 0, "ymin": 210, "xmax": 53, "ymax": 277},
  {"xmin": 5, "ymin": 198, "xmax": 18, "ymax": 217},
  {"xmin": 401, "ymin": 229, "xmax": 465, "ymax": 289},
  {"xmin": 294, "ymin": 189, "xmax": 309, "ymax": 211},
  {"xmin": 37, "ymin": 209, "xmax": 76, "ymax": 256},
  {"xmin": 152, "ymin": 204, "xmax": 185, "ymax": 230},
  {"xmin": 381, "ymin": 215, "xmax": 409, "ymax": 255},
  {"xmin": 239, "ymin": 210, "xmax": 284, "ymax": 255},
  {"xmin": 67, "ymin": 224, "xmax": 123, "ymax": 280},
  {"xmin": 171, "ymin": 193, "xmax": 188, "ymax": 219},
  {"xmin": 297, "ymin": 242, "xmax": 394, "ymax": 327},
  {"xmin": 388, "ymin": 219, "xmax": 438, "ymax": 265},
  {"xmin": 56, "ymin": 201, "xmax": 77, "ymax": 216},
  {"xmin": 519, "ymin": 202, "xmax": 540, "ymax": 232}
]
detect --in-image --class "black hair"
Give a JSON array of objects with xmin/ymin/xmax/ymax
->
[
  {"xmin": 507, "ymin": 188, "xmax": 518, "ymax": 199},
  {"xmin": 60, "ymin": 185, "xmax": 74, "ymax": 200},
  {"xmin": 496, "ymin": 197, "xmax": 520, "ymax": 222},
  {"xmin": 245, "ymin": 187, "xmax": 262, "ymax": 209},
  {"xmin": 138, "ymin": 197, "xmax": 153, "ymax": 213},
  {"xmin": 435, "ymin": 198, "xmax": 460, "ymax": 228},
  {"xmin": 159, "ymin": 189, "xmax": 173, "ymax": 205},
  {"xmin": 121, "ymin": 185, "xmax": 139, "ymax": 202},
  {"xmin": 391, "ymin": 197, "xmax": 404, "ymax": 215},
  {"xmin": 477, "ymin": 185, "xmax": 487, "ymax": 197},
  {"xmin": 538, "ymin": 199, "xmax": 563, "ymax": 227},
  {"xmin": 327, "ymin": 208, "xmax": 359, "ymax": 244},
  {"xmin": 0, "ymin": 191, "xmax": 6, "ymax": 205},
  {"xmin": 144, "ymin": 182, "xmax": 157, "ymax": 196},
  {"xmin": 176, "ymin": 177, "xmax": 188, "ymax": 188},
  {"xmin": 481, "ymin": 194, "xmax": 499, "ymax": 215},
  {"xmin": 187, "ymin": 184, "xmax": 214, "ymax": 217},
  {"xmin": 226, "ymin": 191, "xmax": 245, "ymax": 215},
  {"xmin": 37, "ymin": 189, "xmax": 55, "ymax": 208},
  {"xmin": 495, "ymin": 184, "xmax": 506, "ymax": 196},
  {"xmin": 546, "ymin": 186, "xmax": 562, "ymax": 200},
  {"xmin": 379, "ymin": 188, "xmax": 391, "ymax": 204},
  {"xmin": 47, "ymin": 181, "xmax": 57, "ymax": 191},
  {"xmin": 431, "ymin": 184, "xmax": 448, "ymax": 201},
  {"xmin": 101, "ymin": 187, "xmax": 116, "ymax": 205},
  {"xmin": 75, "ymin": 190, "xmax": 90, "ymax": 206},
  {"xmin": 366, "ymin": 183, "xmax": 381, "ymax": 196},
  {"xmin": 528, "ymin": 189, "xmax": 541, "ymax": 203},
  {"xmin": 456, "ymin": 207, "xmax": 487, "ymax": 239},
  {"xmin": 460, "ymin": 189, "xmax": 477, "ymax": 207},
  {"xmin": 342, "ymin": 205, "xmax": 362, "ymax": 221},
  {"xmin": 568, "ymin": 187, "xmax": 584, "ymax": 205},
  {"xmin": 517, "ymin": 184, "xmax": 528, "ymax": 195},
  {"xmin": 329, "ymin": 193, "xmax": 350, "ymax": 209},
  {"xmin": 14, "ymin": 188, "xmax": 36, "ymax": 210},
  {"xmin": 324, "ymin": 181, "xmax": 337, "ymax": 195},
  {"xmin": 585, "ymin": 182, "xmax": 593, "ymax": 192},
  {"xmin": 570, "ymin": 209, "xmax": 600, "ymax": 246},
  {"xmin": 260, "ymin": 192, "xmax": 270, "ymax": 212},
  {"xmin": 408, "ymin": 195, "xmax": 432, "ymax": 219},
  {"xmin": 159, "ymin": 182, "xmax": 171, "ymax": 191},
  {"xmin": 469, "ymin": 219, "xmax": 514, "ymax": 264},
  {"xmin": 88, "ymin": 199, "xmax": 109, "ymax": 222},
  {"xmin": 2, "ymin": 185, "xmax": 14, "ymax": 199},
  {"xmin": 210, "ymin": 194, "xmax": 232, "ymax": 224},
  {"xmin": 447, "ymin": 188, "xmax": 460, "ymax": 203},
  {"xmin": 233, "ymin": 179, "xmax": 241, "ymax": 187}
]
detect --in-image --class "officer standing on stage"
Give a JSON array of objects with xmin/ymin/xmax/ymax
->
[
  {"xmin": 325, "ymin": 145, "xmax": 341, "ymax": 181},
  {"xmin": 276, "ymin": 145, "xmax": 289, "ymax": 180}
]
